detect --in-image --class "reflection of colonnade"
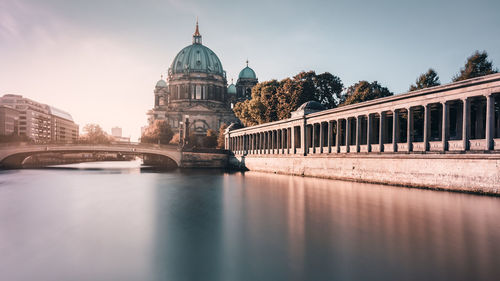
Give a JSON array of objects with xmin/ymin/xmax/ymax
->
[{"xmin": 227, "ymin": 74, "xmax": 500, "ymax": 155}]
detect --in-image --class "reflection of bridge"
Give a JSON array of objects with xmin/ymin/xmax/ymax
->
[
  {"xmin": 0, "ymin": 143, "xmax": 183, "ymax": 169},
  {"xmin": 225, "ymin": 74, "xmax": 500, "ymax": 194}
]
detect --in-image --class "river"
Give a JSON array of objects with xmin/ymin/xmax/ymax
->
[{"xmin": 0, "ymin": 161, "xmax": 499, "ymax": 281}]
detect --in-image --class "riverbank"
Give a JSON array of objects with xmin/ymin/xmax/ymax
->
[{"xmin": 229, "ymin": 153, "xmax": 500, "ymax": 195}]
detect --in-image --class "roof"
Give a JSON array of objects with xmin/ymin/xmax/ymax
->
[{"xmin": 49, "ymin": 106, "xmax": 74, "ymax": 121}]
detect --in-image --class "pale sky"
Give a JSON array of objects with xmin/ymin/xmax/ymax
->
[{"xmin": 1, "ymin": 0, "xmax": 499, "ymax": 141}]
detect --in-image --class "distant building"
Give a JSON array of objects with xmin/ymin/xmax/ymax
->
[
  {"xmin": 0, "ymin": 94, "xmax": 78, "ymax": 142},
  {"xmin": 0, "ymin": 106, "xmax": 20, "ymax": 136},
  {"xmin": 49, "ymin": 106, "xmax": 79, "ymax": 142},
  {"xmin": 111, "ymin": 127, "xmax": 122, "ymax": 138},
  {"xmin": 110, "ymin": 126, "xmax": 130, "ymax": 143}
]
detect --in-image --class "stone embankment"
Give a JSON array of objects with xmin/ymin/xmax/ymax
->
[{"xmin": 229, "ymin": 153, "xmax": 500, "ymax": 195}]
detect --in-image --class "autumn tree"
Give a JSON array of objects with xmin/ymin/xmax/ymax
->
[
  {"xmin": 217, "ymin": 123, "xmax": 228, "ymax": 149},
  {"xmin": 409, "ymin": 68, "xmax": 441, "ymax": 91},
  {"xmin": 233, "ymin": 71, "xmax": 343, "ymax": 125},
  {"xmin": 80, "ymin": 124, "xmax": 111, "ymax": 144},
  {"xmin": 202, "ymin": 129, "xmax": 218, "ymax": 148},
  {"xmin": 453, "ymin": 51, "xmax": 497, "ymax": 82},
  {"xmin": 340, "ymin": 81, "xmax": 393, "ymax": 106},
  {"xmin": 141, "ymin": 120, "xmax": 174, "ymax": 144}
]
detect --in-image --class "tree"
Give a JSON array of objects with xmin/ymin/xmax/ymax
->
[
  {"xmin": 294, "ymin": 71, "xmax": 343, "ymax": 108},
  {"xmin": 141, "ymin": 120, "xmax": 174, "ymax": 144},
  {"xmin": 409, "ymin": 68, "xmax": 441, "ymax": 91},
  {"xmin": 340, "ymin": 81, "xmax": 393, "ymax": 106},
  {"xmin": 233, "ymin": 80, "xmax": 279, "ymax": 126},
  {"xmin": 202, "ymin": 129, "xmax": 218, "ymax": 148},
  {"xmin": 217, "ymin": 123, "xmax": 228, "ymax": 149},
  {"xmin": 233, "ymin": 71, "xmax": 344, "ymax": 125},
  {"xmin": 453, "ymin": 51, "xmax": 498, "ymax": 82},
  {"xmin": 80, "ymin": 124, "xmax": 111, "ymax": 144}
]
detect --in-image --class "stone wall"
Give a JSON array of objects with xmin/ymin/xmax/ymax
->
[
  {"xmin": 181, "ymin": 152, "xmax": 228, "ymax": 168},
  {"xmin": 229, "ymin": 154, "xmax": 500, "ymax": 195}
]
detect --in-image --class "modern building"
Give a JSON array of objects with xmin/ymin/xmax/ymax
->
[
  {"xmin": 0, "ymin": 94, "xmax": 78, "ymax": 142},
  {"xmin": 49, "ymin": 106, "xmax": 79, "ymax": 142},
  {"xmin": 110, "ymin": 126, "xmax": 130, "ymax": 143},
  {"xmin": 147, "ymin": 21, "xmax": 258, "ymax": 138},
  {"xmin": 0, "ymin": 106, "xmax": 20, "ymax": 136}
]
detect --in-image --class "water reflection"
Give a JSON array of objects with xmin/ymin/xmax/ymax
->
[{"xmin": 0, "ymin": 163, "xmax": 499, "ymax": 281}]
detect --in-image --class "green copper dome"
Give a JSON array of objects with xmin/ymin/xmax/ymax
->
[
  {"xmin": 227, "ymin": 83, "xmax": 236, "ymax": 95},
  {"xmin": 170, "ymin": 44, "xmax": 224, "ymax": 75},
  {"xmin": 238, "ymin": 66, "xmax": 256, "ymax": 79},
  {"xmin": 156, "ymin": 78, "xmax": 167, "ymax": 87},
  {"xmin": 169, "ymin": 23, "xmax": 224, "ymax": 76}
]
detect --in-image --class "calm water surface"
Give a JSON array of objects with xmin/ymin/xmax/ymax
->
[{"xmin": 0, "ymin": 161, "xmax": 499, "ymax": 281}]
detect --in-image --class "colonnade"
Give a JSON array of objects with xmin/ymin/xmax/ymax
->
[{"xmin": 226, "ymin": 75, "xmax": 500, "ymax": 156}]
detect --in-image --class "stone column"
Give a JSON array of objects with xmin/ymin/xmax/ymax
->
[
  {"xmin": 379, "ymin": 112, "xmax": 385, "ymax": 152},
  {"xmin": 301, "ymin": 119, "xmax": 307, "ymax": 156},
  {"xmin": 291, "ymin": 127, "xmax": 296, "ymax": 154},
  {"xmin": 268, "ymin": 131, "xmax": 272, "ymax": 152},
  {"xmin": 356, "ymin": 116, "xmax": 361, "ymax": 153},
  {"xmin": 485, "ymin": 93, "xmax": 494, "ymax": 150},
  {"xmin": 423, "ymin": 104, "xmax": 429, "ymax": 151},
  {"xmin": 407, "ymin": 108, "xmax": 413, "ymax": 152},
  {"xmin": 367, "ymin": 114, "xmax": 372, "ymax": 152},
  {"xmin": 272, "ymin": 131, "xmax": 275, "ymax": 153},
  {"xmin": 336, "ymin": 120, "xmax": 341, "ymax": 153},
  {"xmin": 262, "ymin": 132, "xmax": 265, "ymax": 153},
  {"xmin": 392, "ymin": 110, "xmax": 398, "ymax": 152},
  {"xmin": 327, "ymin": 121, "xmax": 332, "ymax": 153},
  {"xmin": 282, "ymin": 129, "xmax": 285, "ymax": 152},
  {"xmin": 442, "ymin": 101, "xmax": 449, "ymax": 152},
  {"xmin": 311, "ymin": 124, "xmax": 316, "ymax": 154},
  {"xmin": 346, "ymin": 118, "xmax": 351, "ymax": 153},
  {"xmin": 319, "ymin": 123, "xmax": 324, "ymax": 153}
]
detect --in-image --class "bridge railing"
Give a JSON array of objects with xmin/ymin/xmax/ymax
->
[{"xmin": 226, "ymin": 73, "xmax": 500, "ymax": 156}]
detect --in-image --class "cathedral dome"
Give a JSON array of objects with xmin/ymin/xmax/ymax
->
[
  {"xmin": 169, "ymin": 22, "xmax": 224, "ymax": 76},
  {"xmin": 156, "ymin": 78, "xmax": 167, "ymax": 87},
  {"xmin": 228, "ymin": 83, "xmax": 236, "ymax": 95},
  {"xmin": 238, "ymin": 66, "xmax": 257, "ymax": 79}
]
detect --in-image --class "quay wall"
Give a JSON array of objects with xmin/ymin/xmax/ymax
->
[{"xmin": 230, "ymin": 153, "xmax": 500, "ymax": 195}]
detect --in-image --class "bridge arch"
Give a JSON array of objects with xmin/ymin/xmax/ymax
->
[{"xmin": 0, "ymin": 144, "xmax": 182, "ymax": 169}]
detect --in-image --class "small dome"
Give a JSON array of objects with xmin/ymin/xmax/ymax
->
[
  {"xmin": 296, "ymin": 101, "xmax": 325, "ymax": 111},
  {"xmin": 238, "ymin": 66, "xmax": 257, "ymax": 79},
  {"xmin": 291, "ymin": 101, "xmax": 326, "ymax": 118},
  {"xmin": 228, "ymin": 83, "xmax": 236, "ymax": 95},
  {"xmin": 156, "ymin": 79, "xmax": 167, "ymax": 87}
]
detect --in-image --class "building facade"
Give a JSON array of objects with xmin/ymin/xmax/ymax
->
[
  {"xmin": 0, "ymin": 106, "xmax": 20, "ymax": 136},
  {"xmin": 0, "ymin": 94, "xmax": 78, "ymax": 142},
  {"xmin": 147, "ymin": 22, "xmax": 259, "ymax": 137}
]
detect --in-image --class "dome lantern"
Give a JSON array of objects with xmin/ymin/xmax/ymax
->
[{"xmin": 193, "ymin": 18, "xmax": 202, "ymax": 45}]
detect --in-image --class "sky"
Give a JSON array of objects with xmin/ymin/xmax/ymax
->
[{"xmin": 1, "ymin": 0, "xmax": 499, "ymax": 141}]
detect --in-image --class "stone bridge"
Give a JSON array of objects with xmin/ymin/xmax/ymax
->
[
  {"xmin": 225, "ymin": 74, "xmax": 500, "ymax": 194},
  {"xmin": 0, "ymin": 143, "xmax": 184, "ymax": 169}
]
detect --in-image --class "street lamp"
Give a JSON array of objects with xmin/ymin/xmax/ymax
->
[{"xmin": 183, "ymin": 115, "xmax": 190, "ymax": 147}]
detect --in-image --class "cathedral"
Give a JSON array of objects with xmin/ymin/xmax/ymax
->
[{"xmin": 147, "ymin": 21, "xmax": 258, "ymax": 136}]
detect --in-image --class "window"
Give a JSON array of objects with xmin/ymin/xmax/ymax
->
[{"xmin": 196, "ymin": 85, "xmax": 202, "ymax": 99}]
